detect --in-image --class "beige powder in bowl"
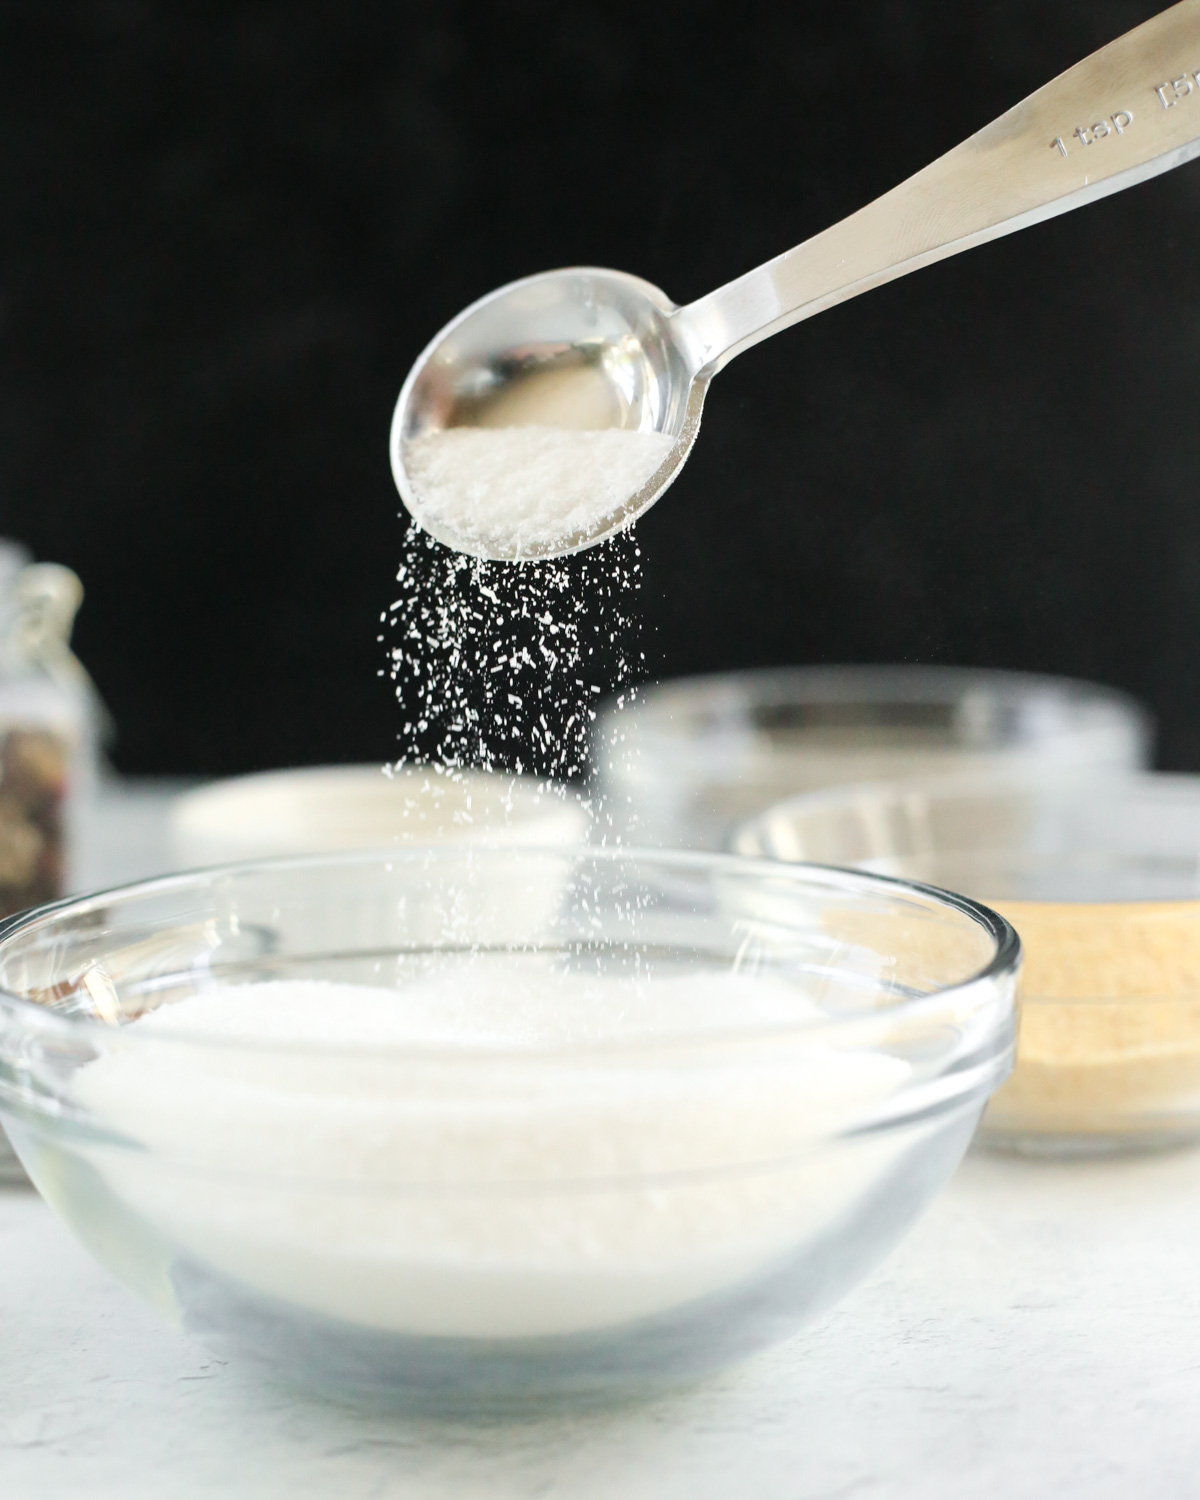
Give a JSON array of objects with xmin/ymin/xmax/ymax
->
[{"xmin": 983, "ymin": 900, "xmax": 1200, "ymax": 1148}]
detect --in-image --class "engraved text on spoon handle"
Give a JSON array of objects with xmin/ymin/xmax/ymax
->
[{"xmin": 681, "ymin": 0, "xmax": 1200, "ymax": 372}]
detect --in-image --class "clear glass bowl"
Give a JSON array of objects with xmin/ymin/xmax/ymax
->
[
  {"xmin": 594, "ymin": 665, "xmax": 1152, "ymax": 850},
  {"xmin": 0, "ymin": 848, "xmax": 1017, "ymax": 1406},
  {"xmin": 735, "ymin": 775, "xmax": 1200, "ymax": 1154}
]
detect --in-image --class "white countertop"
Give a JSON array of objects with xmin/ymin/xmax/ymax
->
[{"xmin": 4, "ymin": 783, "xmax": 1200, "ymax": 1497}]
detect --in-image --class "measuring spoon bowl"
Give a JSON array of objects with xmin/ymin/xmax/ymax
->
[{"xmin": 389, "ymin": 267, "xmax": 705, "ymax": 559}]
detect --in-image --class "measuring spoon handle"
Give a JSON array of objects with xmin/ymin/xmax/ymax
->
[{"xmin": 680, "ymin": 0, "xmax": 1200, "ymax": 373}]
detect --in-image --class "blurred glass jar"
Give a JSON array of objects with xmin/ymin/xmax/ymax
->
[
  {"xmin": 0, "ymin": 554, "xmax": 105, "ymax": 920},
  {"xmin": 0, "ymin": 547, "xmax": 108, "ymax": 1184},
  {"xmin": 593, "ymin": 665, "xmax": 1152, "ymax": 850},
  {"xmin": 0, "ymin": 538, "xmax": 30, "ymax": 604}
]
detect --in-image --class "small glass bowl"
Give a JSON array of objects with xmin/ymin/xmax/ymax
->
[
  {"xmin": 0, "ymin": 848, "xmax": 1017, "ymax": 1406},
  {"xmin": 169, "ymin": 765, "xmax": 588, "ymax": 868},
  {"xmin": 594, "ymin": 665, "xmax": 1151, "ymax": 850},
  {"xmin": 735, "ymin": 774, "xmax": 1200, "ymax": 1154}
]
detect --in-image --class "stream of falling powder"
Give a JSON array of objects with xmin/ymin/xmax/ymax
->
[{"xmin": 383, "ymin": 521, "xmax": 645, "ymax": 785}]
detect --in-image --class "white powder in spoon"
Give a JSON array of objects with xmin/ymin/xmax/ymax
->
[
  {"xmin": 403, "ymin": 426, "xmax": 676, "ymax": 559},
  {"xmin": 71, "ymin": 962, "xmax": 913, "ymax": 1339}
]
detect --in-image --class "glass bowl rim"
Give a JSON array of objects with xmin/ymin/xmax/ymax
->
[
  {"xmin": 734, "ymin": 770, "xmax": 1200, "ymax": 908},
  {"xmin": 598, "ymin": 664, "xmax": 1151, "ymax": 747},
  {"xmin": 735, "ymin": 768, "xmax": 1200, "ymax": 839},
  {"xmin": 0, "ymin": 844, "xmax": 1021, "ymax": 1058}
]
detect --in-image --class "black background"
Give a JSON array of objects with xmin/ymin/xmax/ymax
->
[{"xmin": 2, "ymin": 0, "xmax": 1197, "ymax": 776}]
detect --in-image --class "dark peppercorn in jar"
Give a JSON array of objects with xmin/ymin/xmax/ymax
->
[{"xmin": 0, "ymin": 549, "xmax": 102, "ymax": 1183}]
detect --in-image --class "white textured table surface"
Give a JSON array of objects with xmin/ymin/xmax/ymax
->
[
  {"xmin": 6, "ymin": 1149, "xmax": 1200, "ymax": 1499},
  {"xmin": 4, "ymin": 784, "xmax": 1200, "ymax": 1497}
]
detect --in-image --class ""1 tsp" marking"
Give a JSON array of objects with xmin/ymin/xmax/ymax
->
[{"xmin": 1050, "ymin": 110, "xmax": 1133, "ymax": 157}]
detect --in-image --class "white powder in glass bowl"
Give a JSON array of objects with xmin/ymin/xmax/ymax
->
[
  {"xmin": 403, "ymin": 426, "xmax": 676, "ymax": 558},
  {"xmin": 70, "ymin": 962, "xmax": 913, "ymax": 1339}
]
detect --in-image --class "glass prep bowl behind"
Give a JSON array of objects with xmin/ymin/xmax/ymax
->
[
  {"xmin": 594, "ymin": 665, "xmax": 1151, "ymax": 850},
  {"xmin": 735, "ymin": 774, "xmax": 1200, "ymax": 1153}
]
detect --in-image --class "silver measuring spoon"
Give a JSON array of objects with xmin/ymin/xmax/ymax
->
[{"xmin": 392, "ymin": 0, "xmax": 1200, "ymax": 561}]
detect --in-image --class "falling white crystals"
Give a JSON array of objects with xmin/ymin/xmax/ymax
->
[
  {"xmin": 403, "ymin": 426, "xmax": 676, "ymax": 559},
  {"xmin": 384, "ymin": 518, "xmax": 647, "ymax": 784}
]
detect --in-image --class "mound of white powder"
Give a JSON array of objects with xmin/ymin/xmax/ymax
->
[
  {"xmin": 403, "ymin": 425, "xmax": 676, "ymax": 559},
  {"xmin": 71, "ymin": 963, "xmax": 913, "ymax": 1339}
]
